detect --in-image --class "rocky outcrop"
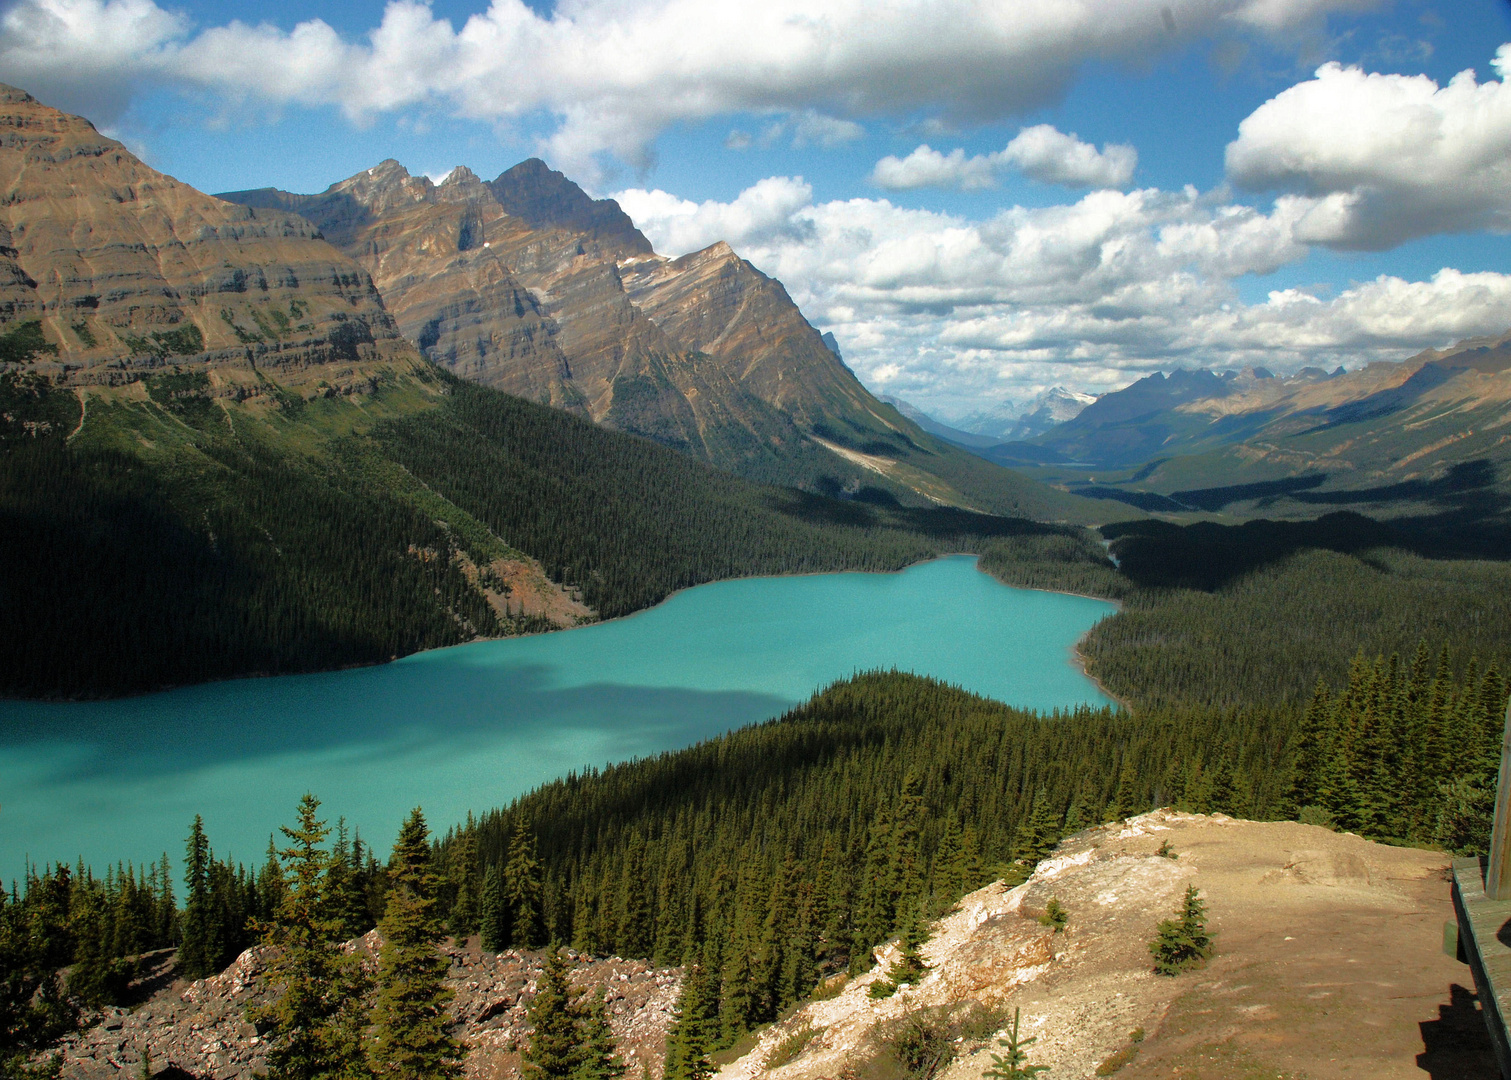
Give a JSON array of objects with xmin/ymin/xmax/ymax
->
[
  {"xmin": 716, "ymin": 810, "xmax": 1487, "ymax": 1080},
  {"xmin": 0, "ymin": 85, "xmax": 413, "ymax": 382},
  {"xmin": 59, "ymin": 936, "xmax": 680, "ymax": 1080}
]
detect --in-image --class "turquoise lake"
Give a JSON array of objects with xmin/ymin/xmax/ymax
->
[{"xmin": 0, "ymin": 556, "xmax": 1115, "ymax": 878}]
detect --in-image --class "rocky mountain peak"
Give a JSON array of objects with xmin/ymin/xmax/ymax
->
[
  {"xmin": 0, "ymin": 83, "xmax": 36, "ymax": 105},
  {"xmin": 435, "ymin": 165, "xmax": 491, "ymax": 205},
  {"xmin": 488, "ymin": 158, "xmax": 652, "ymax": 255},
  {"xmin": 327, "ymin": 159, "xmax": 435, "ymax": 214},
  {"xmin": 0, "ymin": 85, "xmax": 409, "ymax": 377}
]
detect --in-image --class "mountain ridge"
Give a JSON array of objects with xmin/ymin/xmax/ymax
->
[{"xmin": 219, "ymin": 158, "xmax": 1102, "ymax": 520}]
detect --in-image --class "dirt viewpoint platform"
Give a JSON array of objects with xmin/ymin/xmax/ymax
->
[{"xmin": 716, "ymin": 811, "xmax": 1499, "ymax": 1080}]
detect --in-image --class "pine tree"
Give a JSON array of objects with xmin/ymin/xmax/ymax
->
[
  {"xmin": 480, "ymin": 864, "xmax": 509, "ymax": 953},
  {"xmin": 179, "ymin": 816, "xmax": 217, "ymax": 980},
  {"xmin": 664, "ymin": 956, "xmax": 717, "ymax": 1080},
  {"xmin": 447, "ymin": 831, "xmax": 480, "ymax": 943},
  {"xmin": 933, "ymin": 816, "xmax": 963, "ymax": 902},
  {"xmin": 853, "ymin": 805, "xmax": 894, "ymax": 961},
  {"xmin": 1149, "ymin": 885, "xmax": 1212, "ymax": 976},
  {"xmin": 507, "ymin": 821, "xmax": 545, "ymax": 950},
  {"xmin": 615, "ymin": 835, "xmax": 653, "ymax": 961},
  {"xmin": 325, "ymin": 820, "xmax": 370, "ymax": 941},
  {"xmin": 253, "ymin": 795, "xmax": 372, "ymax": 1080},
  {"xmin": 370, "ymin": 809, "xmax": 464, "ymax": 1080},
  {"xmin": 1106, "ymin": 755, "xmax": 1138, "ymax": 821},
  {"xmin": 522, "ymin": 947, "xmax": 582, "ymax": 1080},
  {"xmin": 1285, "ymin": 680, "xmax": 1331, "ymax": 816},
  {"xmin": 980, "ymin": 1008, "xmax": 1047, "ymax": 1080},
  {"xmin": 890, "ymin": 773, "xmax": 927, "ymax": 917},
  {"xmin": 869, "ymin": 906, "xmax": 930, "ymax": 999},
  {"xmin": 575, "ymin": 988, "xmax": 627, "ymax": 1080},
  {"xmin": 1011, "ymin": 788, "xmax": 1060, "ymax": 868}
]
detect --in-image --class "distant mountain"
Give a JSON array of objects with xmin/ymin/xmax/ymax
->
[
  {"xmin": 222, "ymin": 160, "xmax": 1093, "ymax": 519},
  {"xmin": 1006, "ymin": 387, "xmax": 1098, "ymax": 440},
  {"xmin": 878, "ymin": 395, "xmax": 1003, "ymax": 449},
  {"xmin": 1030, "ymin": 348, "xmax": 1511, "ymax": 514},
  {"xmin": 953, "ymin": 387, "xmax": 1096, "ymax": 441}
]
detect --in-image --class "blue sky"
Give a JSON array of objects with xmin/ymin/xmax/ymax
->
[{"xmin": 1, "ymin": 0, "xmax": 1508, "ymax": 415}]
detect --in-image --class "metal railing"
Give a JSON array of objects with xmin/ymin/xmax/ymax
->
[{"xmin": 1451, "ymin": 699, "xmax": 1511, "ymax": 1080}]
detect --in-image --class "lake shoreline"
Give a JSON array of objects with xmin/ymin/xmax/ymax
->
[
  {"xmin": 0, "ymin": 556, "xmax": 1117, "ymax": 877},
  {"xmin": 3, "ymin": 552, "xmax": 1014, "ymax": 705}
]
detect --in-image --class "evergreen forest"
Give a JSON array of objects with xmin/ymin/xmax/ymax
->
[{"xmin": 6, "ymin": 655, "xmax": 1504, "ymax": 1074}]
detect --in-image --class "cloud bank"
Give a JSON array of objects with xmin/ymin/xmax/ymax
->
[
  {"xmin": 0, "ymin": 0, "xmax": 1366, "ymax": 178},
  {"xmin": 1226, "ymin": 44, "xmax": 1511, "ymax": 249},
  {"xmin": 615, "ymin": 177, "xmax": 1511, "ymax": 410},
  {"xmin": 873, "ymin": 125, "xmax": 1137, "ymax": 191}
]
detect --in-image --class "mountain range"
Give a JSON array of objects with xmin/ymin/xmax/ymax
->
[
  {"xmin": 215, "ymin": 161, "xmax": 1055, "ymax": 516},
  {"xmin": 0, "ymin": 83, "xmax": 1114, "ymax": 698},
  {"xmin": 993, "ymin": 345, "xmax": 1511, "ymax": 518}
]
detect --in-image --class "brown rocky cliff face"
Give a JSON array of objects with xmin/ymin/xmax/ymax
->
[
  {"xmin": 617, "ymin": 242, "xmax": 896, "ymax": 434},
  {"xmin": 222, "ymin": 162, "xmax": 823, "ymax": 467},
  {"xmin": 0, "ymin": 85, "xmax": 410, "ymax": 378}
]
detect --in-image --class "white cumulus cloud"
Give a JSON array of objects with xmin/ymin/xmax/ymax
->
[
  {"xmin": 615, "ymin": 175, "xmax": 1511, "ymax": 407},
  {"xmin": 0, "ymin": 0, "xmax": 1369, "ymax": 180},
  {"xmin": 872, "ymin": 125, "xmax": 1136, "ymax": 191},
  {"xmin": 1226, "ymin": 44, "xmax": 1511, "ymax": 249}
]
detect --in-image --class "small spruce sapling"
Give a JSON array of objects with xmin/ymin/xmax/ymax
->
[
  {"xmin": 1149, "ymin": 885, "xmax": 1213, "ymax": 976},
  {"xmin": 981, "ymin": 1008, "xmax": 1048, "ymax": 1079},
  {"xmin": 869, "ymin": 911, "xmax": 930, "ymax": 998},
  {"xmin": 1037, "ymin": 898, "xmax": 1068, "ymax": 933},
  {"xmin": 1155, "ymin": 840, "xmax": 1177, "ymax": 860}
]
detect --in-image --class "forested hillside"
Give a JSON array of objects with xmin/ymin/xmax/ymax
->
[
  {"xmin": 0, "ymin": 364, "xmax": 1067, "ymax": 699},
  {"xmin": 980, "ymin": 514, "xmax": 1511, "ymax": 712},
  {"xmin": 12, "ymin": 659, "xmax": 1500, "ymax": 1070}
]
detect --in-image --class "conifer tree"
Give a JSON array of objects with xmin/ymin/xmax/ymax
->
[
  {"xmin": 179, "ymin": 816, "xmax": 217, "ymax": 980},
  {"xmin": 1011, "ymin": 788, "xmax": 1060, "ymax": 868},
  {"xmin": 1285, "ymin": 680, "xmax": 1331, "ymax": 816},
  {"xmin": 370, "ymin": 809, "xmax": 463, "ymax": 1080},
  {"xmin": 890, "ymin": 774, "xmax": 927, "ymax": 913},
  {"xmin": 1149, "ymin": 885, "xmax": 1212, "ymax": 976},
  {"xmin": 447, "ymin": 831, "xmax": 480, "ymax": 943},
  {"xmin": 869, "ymin": 907, "xmax": 930, "ymax": 999},
  {"xmin": 980, "ymin": 1008, "xmax": 1047, "ymax": 1080},
  {"xmin": 253, "ymin": 795, "xmax": 371, "ymax": 1080},
  {"xmin": 325, "ymin": 820, "xmax": 370, "ymax": 941},
  {"xmin": 1106, "ymin": 756, "xmax": 1138, "ymax": 821},
  {"xmin": 664, "ymin": 957, "xmax": 717, "ymax": 1080},
  {"xmin": 616, "ymin": 836, "xmax": 653, "ymax": 961},
  {"xmin": 1206, "ymin": 757, "xmax": 1237, "ymax": 817},
  {"xmin": 506, "ymin": 821, "xmax": 545, "ymax": 950},
  {"xmin": 854, "ymin": 806, "xmax": 894, "ymax": 960},
  {"xmin": 522, "ymin": 947, "xmax": 582, "ymax": 1080},
  {"xmin": 575, "ymin": 988, "xmax": 627, "ymax": 1080},
  {"xmin": 480, "ymin": 864, "xmax": 509, "ymax": 953}
]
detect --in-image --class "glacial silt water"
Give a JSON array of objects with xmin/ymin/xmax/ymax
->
[{"xmin": 0, "ymin": 556, "xmax": 1114, "ymax": 875}]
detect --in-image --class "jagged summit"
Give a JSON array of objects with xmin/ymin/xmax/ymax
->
[
  {"xmin": 487, "ymin": 158, "xmax": 652, "ymax": 255},
  {"xmin": 218, "ymin": 155, "xmax": 1085, "ymax": 516}
]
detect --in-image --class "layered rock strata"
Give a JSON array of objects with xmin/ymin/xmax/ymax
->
[{"xmin": 0, "ymin": 85, "xmax": 413, "ymax": 383}]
